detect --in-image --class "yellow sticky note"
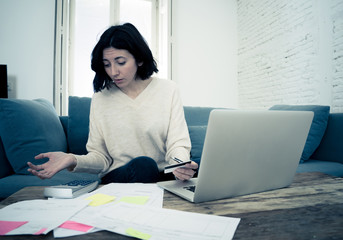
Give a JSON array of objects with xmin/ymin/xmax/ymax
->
[
  {"xmin": 126, "ymin": 227, "xmax": 151, "ymax": 240},
  {"xmin": 86, "ymin": 193, "xmax": 116, "ymax": 206},
  {"xmin": 119, "ymin": 196, "xmax": 149, "ymax": 205}
]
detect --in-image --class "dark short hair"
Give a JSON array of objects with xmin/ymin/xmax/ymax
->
[{"xmin": 91, "ymin": 23, "xmax": 158, "ymax": 92}]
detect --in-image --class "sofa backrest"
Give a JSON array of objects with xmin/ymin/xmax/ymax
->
[
  {"xmin": 66, "ymin": 96, "xmax": 92, "ymax": 155},
  {"xmin": 62, "ymin": 97, "xmax": 342, "ymax": 164},
  {"xmin": 60, "ymin": 116, "xmax": 68, "ymax": 137},
  {"xmin": 184, "ymin": 106, "xmax": 217, "ymax": 126}
]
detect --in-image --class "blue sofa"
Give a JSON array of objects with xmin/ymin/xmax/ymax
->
[{"xmin": 0, "ymin": 97, "xmax": 342, "ymax": 199}]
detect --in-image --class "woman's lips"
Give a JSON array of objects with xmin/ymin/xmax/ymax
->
[{"xmin": 113, "ymin": 79, "xmax": 124, "ymax": 84}]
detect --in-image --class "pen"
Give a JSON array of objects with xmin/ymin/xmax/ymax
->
[{"xmin": 171, "ymin": 157, "xmax": 184, "ymax": 163}]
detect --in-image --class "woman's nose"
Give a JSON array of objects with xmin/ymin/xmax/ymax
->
[{"xmin": 111, "ymin": 65, "xmax": 119, "ymax": 76}]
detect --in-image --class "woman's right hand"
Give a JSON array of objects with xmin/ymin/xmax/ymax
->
[{"xmin": 27, "ymin": 152, "xmax": 77, "ymax": 179}]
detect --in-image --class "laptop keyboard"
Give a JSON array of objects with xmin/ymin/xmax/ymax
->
[{"xmin": 184, "ymin": 185, "xmax": 196, "ymax": 192}]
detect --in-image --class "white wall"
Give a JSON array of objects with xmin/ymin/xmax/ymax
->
[
  {"xmin": 0, "ymin": 0, "xmax": 237, "ymax": 108},
  {"xmin": 331, "ymin": 0, "xmax": 343, "ymax": 112},
  {"xmin": 0, "ymin": 0, "xmax": 55, "ymax": 102},
  {"xmin": 4, "ymin": 0, "xmax": 341, "ymax": 113},
  {"xmin": 171, "ymin": 0, "xmax": 238, "ymax": 108},
  {"xmin": 237, "ymin": 0, "xmax": 343, "ymax": 112}
]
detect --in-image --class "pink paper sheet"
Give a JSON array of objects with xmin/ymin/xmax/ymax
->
[
  {"xmin": 34, "ymin": 228, "xmax": 47, "ymax": 235},
  {"xmin": 0, "ymin": 220, "xmax": 28, "ymax": 235},
  {"xmin": 59, "ymin": 221, "xmax": 93, "ymax": 232}
]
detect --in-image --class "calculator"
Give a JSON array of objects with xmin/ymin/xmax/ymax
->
[{"xmin": 44, "ymin": 180, "xmax": 99, "ymax": 199}]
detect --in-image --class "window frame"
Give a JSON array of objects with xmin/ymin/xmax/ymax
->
[{"xmin": 54, "ymin": 0, "xmax": 171, "ymax": 115}]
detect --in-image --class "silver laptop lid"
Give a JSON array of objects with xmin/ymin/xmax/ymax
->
[{"xmin": 193, "ymin": 110, "xmax": 313, "ymax": 202}]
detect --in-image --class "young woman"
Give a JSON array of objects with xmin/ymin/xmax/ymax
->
[{"xmin": 28, "ymin": 23, "xmax": 198, "ymax": 183}]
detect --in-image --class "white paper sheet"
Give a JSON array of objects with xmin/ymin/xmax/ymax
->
[
  {"xmin": 77, "ymin": 202, "xmax": 240, "ymax": 240},
  {"xmin": 53, "ymin": 183, "xmax": 164, "ymax": 238},
  {"xmin": 0, "ymin": 183, "xmax": 240, "ymax": 239},
  {"xmin": 0, "ymin": 199, "xmax": 89, "ymax": 235}
]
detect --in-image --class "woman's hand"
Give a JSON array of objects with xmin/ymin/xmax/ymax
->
[
  {"xmin": 173, "ymin": 161, "xmax": 198, "ymax": 181},
  {"xmin": 27, "ymin": 152, "xmax": 77, "ymax": 179}
]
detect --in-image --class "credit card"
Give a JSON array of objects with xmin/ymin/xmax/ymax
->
[{"xmin": 164, "ymin": 159, "xmax": 191, "ymax": 173}]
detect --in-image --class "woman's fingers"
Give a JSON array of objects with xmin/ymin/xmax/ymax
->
[
  {"xmin": 28, "ymin": 167, "xmax": 54, "ymax": 179},
  {"xmin": 173, "ymin": 167, "xmax": 196, "ymax": 181},
  {"xmin": 27, "ymin": 162, "xmax": 44, "ymax": 171},
  {"xmin": 34, "ymin": 152, "xmax": 50, "ymax": 160}
]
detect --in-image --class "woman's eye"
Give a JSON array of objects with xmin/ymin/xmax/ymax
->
[
  {"xmin": 103, "ymin": 63, "xmax": 110, "ymax": 68},
  {"xmin": 117, "ymin": 61, "xmax": 126, "ymax": 66}
]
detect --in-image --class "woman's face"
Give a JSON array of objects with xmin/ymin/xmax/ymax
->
[{"xmin": 103, "ymin": 47, "xmax": 141, "ymax": 90}]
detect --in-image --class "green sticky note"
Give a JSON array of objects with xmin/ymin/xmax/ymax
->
[
  {"xmin": 126, "ymin": 227, "xmax": 151, "ymax": 240},
  {"xmin": 119, "ymin": 196, "xmax": 149, "ymax": 205},
  {"xmin": 86, "ymin": 193, "xmax": 116, "ymax": 206}
]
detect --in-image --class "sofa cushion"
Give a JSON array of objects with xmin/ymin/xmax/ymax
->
[
  {"xmin": 311, "ymin": 113, "xmax": 343, "ymax": 164},
  {"xmin": 296, "ymin": 160, "xmax": 343, "ymax": 177},
  {"xmin": 67, "ymin": 96, "xmax": 92, "ymax": 155},
  {"xmin": 269, "ymin": 105, "xmax": 330, "ymax": 162},
  {"xmin": 0, "ymin": 136, "xmax": 14, "ymax": 178},
  {"xmin": 0, "ymin": 98, "xmax": 67, "ymax": 175},
  {"xmin": 188, "ymin": 126, "xmax": 207, "ymax": 164}
]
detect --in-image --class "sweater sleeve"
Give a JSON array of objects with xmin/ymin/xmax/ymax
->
[
  {"xmin": 165, "ymin": 85, "xmax": 191, "ymax": 164},
  {"xmin": 72, "ymin": 97, "xmax": 113, "ymax": 175}
]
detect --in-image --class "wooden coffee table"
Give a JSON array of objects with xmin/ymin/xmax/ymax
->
[{"xmin": 1, "ymin": 172, "xmax": 343, "ymax": 239}]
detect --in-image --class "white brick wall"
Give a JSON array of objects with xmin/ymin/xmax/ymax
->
[
  {"xmin": 237, "ymin": 0, "xmax": 343, "ymax": 112},
  {"xmin": 332, "ymin": 0, "xmax": 343, "ymax": 112}
]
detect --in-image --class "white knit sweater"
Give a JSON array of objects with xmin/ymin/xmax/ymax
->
[{"xmin": 73, "ymin": 78, "xmax": 191, "ymax": 178}]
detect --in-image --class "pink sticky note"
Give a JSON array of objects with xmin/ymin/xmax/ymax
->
[
  {"xmin": 59, "ymin": 221, "xmax": 93, "ymax": 232},
  {"xmin": 0, "ymin": 220, "xmax": 28, "ymax": 235},
  {"xmin": 34, "ymin": 228, "xmax": 47, "ymax": 235}
]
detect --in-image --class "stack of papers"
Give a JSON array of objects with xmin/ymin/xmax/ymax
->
[
  {"xmin": 0, "ymin": 199, "xmax": 89, "ymax": 235},
  {"xmin": 0, "ymin": 183, "xmax": 240, "ymax": 239}
]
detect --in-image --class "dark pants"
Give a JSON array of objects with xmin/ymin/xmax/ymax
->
[{"xmin": 101, "ymin": 156, "xmax": 174, "ymax": 184}]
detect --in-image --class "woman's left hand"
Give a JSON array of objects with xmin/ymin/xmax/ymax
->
[{"xmin": 173, "ymin": 161, "xmax": 198, "ymax": 181}]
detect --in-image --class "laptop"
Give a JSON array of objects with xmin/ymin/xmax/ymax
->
[{"xmin": 158, "ymin": 109, "xmax": 314, "ymax": 203}]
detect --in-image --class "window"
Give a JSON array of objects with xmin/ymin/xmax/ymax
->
[{"xmin": 55, "ymin": 0, "xmax": 170, "ymax": 115}]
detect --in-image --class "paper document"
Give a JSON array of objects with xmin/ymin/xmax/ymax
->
[
  {"xmin": 53, "ymin": 183, "xmax": 164, "ymax": 238},
  {"xmin": 0, "ymin": 183, "xmax": 240, "ymax": 239},
  {"xmin": 77, "ymin": 202, "xmax": 240, "ymax": 240},
  {"xmin": 0, "ymin": 199, "xmax": 89, "ymax": 236}
]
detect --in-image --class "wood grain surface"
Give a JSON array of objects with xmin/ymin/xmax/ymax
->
[{"xmin": 1, "ymin": 172, "xmax": 342, "ymax": 240}]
